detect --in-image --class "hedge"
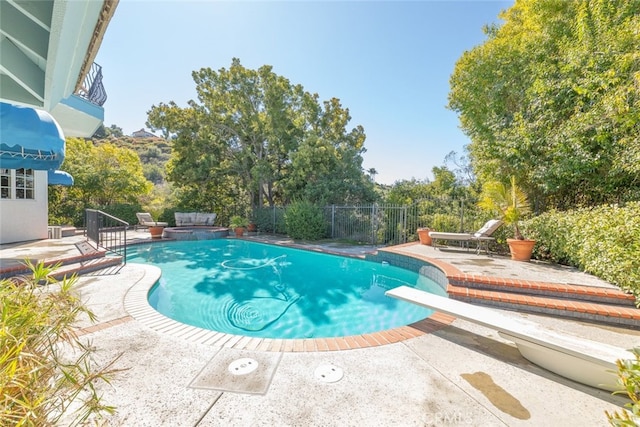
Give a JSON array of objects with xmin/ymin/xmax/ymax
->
[{"xmin": 525, "ymin": 202, "xmax": 640, "ymax": 305}]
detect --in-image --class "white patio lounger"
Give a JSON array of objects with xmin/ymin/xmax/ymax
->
[
  {"xmin": 429, "ymin": 219, "xmax": 503, "ymax": 254},
  {"xmin": 386, "ymin": 285, "xmax": 632, "ymax": 392},
  {"xmin": 135, "ymin": 212, "xmax": 168, "ymax": 230}
]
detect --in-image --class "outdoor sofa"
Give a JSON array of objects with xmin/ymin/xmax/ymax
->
[{"xmin": 174, "ymin": 212, "xmax": 217, "ymax": 226}]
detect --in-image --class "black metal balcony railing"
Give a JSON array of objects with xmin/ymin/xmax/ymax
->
[{"xmin": 76, "ymin": 62, "xmax": 107, "ymax": 106}]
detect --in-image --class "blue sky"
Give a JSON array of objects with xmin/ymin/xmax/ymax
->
[{"xmin": 96, "ymin": 0, "xmax": 512, "ymax": 185}]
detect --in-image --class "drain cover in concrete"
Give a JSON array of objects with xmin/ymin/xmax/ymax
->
[
  {"xmin": 189, "ymin": 348, "xmax": 282, "ymax": 395},
  {"xmin": 228, "ymin": 358, "xmax": 259, "ymax": 375},
  {"xmin": 314, "ymin": 364, "xmax": 343, "ymax": 383}
]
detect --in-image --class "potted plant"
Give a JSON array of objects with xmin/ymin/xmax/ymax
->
[
  {"xmin": 247, "ymin": 215, "xmax": 257, "ymax": 232},
  {"xmin": 146, "ymin": 210, "xmax": 166, "ymax": 239},
  {"xmin": 478, "ymin": 176, "xmax": 535, "ymax": 261},
  {"xmin": 417, "ymin": 227, "xmax": 432, "ymax": 245},
  {"xmin": 229, "ymin": 215, "xmax": 247, "ymax": 237},
  {"xmin": 148, "ymin": 225, "xmax": 164, "ymax": 239}
]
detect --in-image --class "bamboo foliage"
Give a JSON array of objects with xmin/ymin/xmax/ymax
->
[{"xmin": 1, "ymin": 261, "xmax": 122, "ymax": 426}]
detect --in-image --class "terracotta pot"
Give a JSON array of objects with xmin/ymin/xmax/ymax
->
[
  {"xmin": 149, "ymin": 226, "xmax": 164, "ymax": 239},
  {"xmin": 247, "ymin": 223, "xmax": 257, "ymax": 232},
  {"xmin": 234, "ymin": 227, "xmax": 245, "ymax": 237},
  {"xmin": 507, "ymin": 238, "xmax": 536, "ymax": 261},
  {"xmin": 417, "ymin": 228, "xmax": 432, "ymax": 246}
]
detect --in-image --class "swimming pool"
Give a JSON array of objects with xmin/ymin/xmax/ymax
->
[{"xmin": 127, "ymin": 240, "xmax": 447, "ymax": 339}]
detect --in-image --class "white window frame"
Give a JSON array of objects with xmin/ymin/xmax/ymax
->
[
  {"xmin": 0, "ymin": 168, "xmax": 10, "ymax": 199},
  {"xmin": 0, "ymin": 168, "xmax": 35, "ymax": 200}
]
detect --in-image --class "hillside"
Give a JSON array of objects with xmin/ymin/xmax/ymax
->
[{"xmin": 92, "ymin": 136, "xmax": 172, "ymax": 184}]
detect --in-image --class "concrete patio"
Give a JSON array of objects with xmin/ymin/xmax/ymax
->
[{"xmin": 1, "ymin": 233, "xmax": 639, "ymax": 426}]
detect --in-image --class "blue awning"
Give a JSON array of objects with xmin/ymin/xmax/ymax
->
[
  {"xmin": 47, "ymin": 169, "xmax": 74, "ymax": 186},
  {"xmin": 0, "ymin": 102, "xmax": 66, "ymax": 171}
]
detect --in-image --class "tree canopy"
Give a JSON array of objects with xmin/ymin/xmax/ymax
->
[
  {"xmin": 92, "ymin": 124, "xmax": 124, "ymax": 139},
  {"xmin": 49, "ymin": 138, "xmax": 152, "ymax": 225},
  {"xmin": 384, "ymin": 166, "xmax": 475, "ymax": 205},
  {"xmin": 448, "ymin": 0, "xmax": 640, "ymax": 209},
  {"xmin": 147, "ymin": 58, "xmax": 375, "ymax": 214}
]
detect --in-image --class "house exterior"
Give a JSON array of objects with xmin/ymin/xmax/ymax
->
[
  {"xmin": 131, "ymin": 128, "xmax": 158, "ymax": 138},
  {"xmin": 0, "ymin": 0, "xmax": 119, "ymax": 244}
]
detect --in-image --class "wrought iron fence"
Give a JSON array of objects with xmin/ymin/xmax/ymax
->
[{"xmin": 253, "ymin": 196, "xmax": 486, "ymax": 246}]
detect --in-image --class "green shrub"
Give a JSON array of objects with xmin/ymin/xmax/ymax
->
[
  {"xmin": 254, "ymin": 207, "xmax": 286, "ymax": 234},
  {"xmin": 1, "ymin": 261, "xmax": 119, "ymax": 425},
  {"xmin": 101, "ymin": 202, "xmax": 143, "ymax": 226},
  {"xmin": 284, "ymin": 200, "xmax": 327, "ymax": 240},
  {"xmin": 526, "ymin": 202, "xmax": 640, "ymax": 304},
  {"xmin": 606, "ymin": 347, "xmax": 640, "ymax": 426},
  {"xmin": 430, "ymin": 213, "xmax": 461, "ymax": 233},
  {"xmin": 158, "ymin": 206, "xmax": 178, "ymax": 226}
]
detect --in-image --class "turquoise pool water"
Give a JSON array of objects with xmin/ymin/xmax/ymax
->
[{"xmin": 127, "ymin": 240, "xmax": 446, "ymax": 339}]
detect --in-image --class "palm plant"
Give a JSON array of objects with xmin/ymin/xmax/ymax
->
[{"xmin": 478, "ymin": 176, "xmax": 531, "ymax": 240}]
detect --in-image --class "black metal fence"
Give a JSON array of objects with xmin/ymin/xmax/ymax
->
[{"xmin": 253, "ymin": 196, "xmax": 487, "ymax": 246}]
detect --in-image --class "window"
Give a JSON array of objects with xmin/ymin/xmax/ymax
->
[
  {"xmin": 15, "ymin": 168, "xmax": 34, "ymax": 199},
  {"xmin": 0, "ymin": 168, "xmax": 35, "ymax": 199},
  {"xmin": 0, "ymin": 169, "xmax": 10, "ymax": 199}
]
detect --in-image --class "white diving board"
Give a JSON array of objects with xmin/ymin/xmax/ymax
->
[{"xmin": 386, "ymin": 285, "xmax": 633, "ymax": 392}]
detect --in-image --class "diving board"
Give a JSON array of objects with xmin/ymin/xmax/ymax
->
[{"xmin": 386, "ymin": 285, "xmax": 632, "ymax": 392}]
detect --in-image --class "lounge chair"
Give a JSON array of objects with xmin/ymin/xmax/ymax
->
[
  {"xmin": 135, "ymin": 212, "xmax": 168, "ymax": 230},
  {"xmin": 428, "ymin": 219, "xmax": 503, "ymax": 254}
]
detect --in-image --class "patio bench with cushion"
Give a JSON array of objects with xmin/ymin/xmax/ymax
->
[{"xmin": 174, "ymin": 212, "xmax": 217, "ymax": 226}]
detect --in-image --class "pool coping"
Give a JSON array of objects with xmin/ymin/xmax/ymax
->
[{"xmin": 88, "ymin": 241, "xmax": 457, "ymax": 352}]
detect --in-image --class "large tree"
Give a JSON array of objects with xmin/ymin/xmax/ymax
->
[
  {"xmin": 147, "ymin": 58, "xmax": 375, "ymax": 214},
  {"xmin": 49, "ymin": 138, "xmax": 152, "ymax": 225},
  {"xmin": 449, "ymin": 0, "xmax": 640, "ymax": 209}
]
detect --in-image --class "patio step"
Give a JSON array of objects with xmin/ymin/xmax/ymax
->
[
  {"xmin": 0, "ymin": 249, "xmax": 122, "ymax": 281},
  {"xmin": 448, "ymin": 274, "xmax": 637, "ymax": 307},
  {"xmin": 447, "ymin": 282, "xmax": 640, "ymax": 329},
  {"xmin": 47, "ymin": 256, "xmax": 124, "ymax": 281}
]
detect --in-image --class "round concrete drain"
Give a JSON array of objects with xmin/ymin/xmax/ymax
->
[
  {"xmin": 228, "ymin": 358, "xmax": 259, "ymax": 376},
  {"xmin": 314, "ymin": 364, "xmax": 343, "ymax": 383}
]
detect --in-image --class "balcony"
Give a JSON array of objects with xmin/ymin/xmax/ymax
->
[{"xmin": 50, "ymin": 62, "xmax": 107, "ymax": 137}]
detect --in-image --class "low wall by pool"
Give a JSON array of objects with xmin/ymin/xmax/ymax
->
[
  {"xmin": 163, "ymin": 226, "xmax": 229, "ymax": 240},
  {"xmin": 365, "ymin": 250, "xmax": 449, "ymax": 293}
]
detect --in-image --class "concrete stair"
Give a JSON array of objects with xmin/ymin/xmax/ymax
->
[
  {"xmin": 0, "ymin": 249, "xmax": 123, "ymax": 281},
  {"xmin": 47, "ymin": 256, "xmax": 124, "ymax": 280},
  {"xmin": 447, "ymin": 273, "xmax": 640, "ymax": 329}
]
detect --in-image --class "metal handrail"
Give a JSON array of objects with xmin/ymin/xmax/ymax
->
[{"xmin": 85, "ymin": 209, "xmax": 128, "ymax": 266}]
